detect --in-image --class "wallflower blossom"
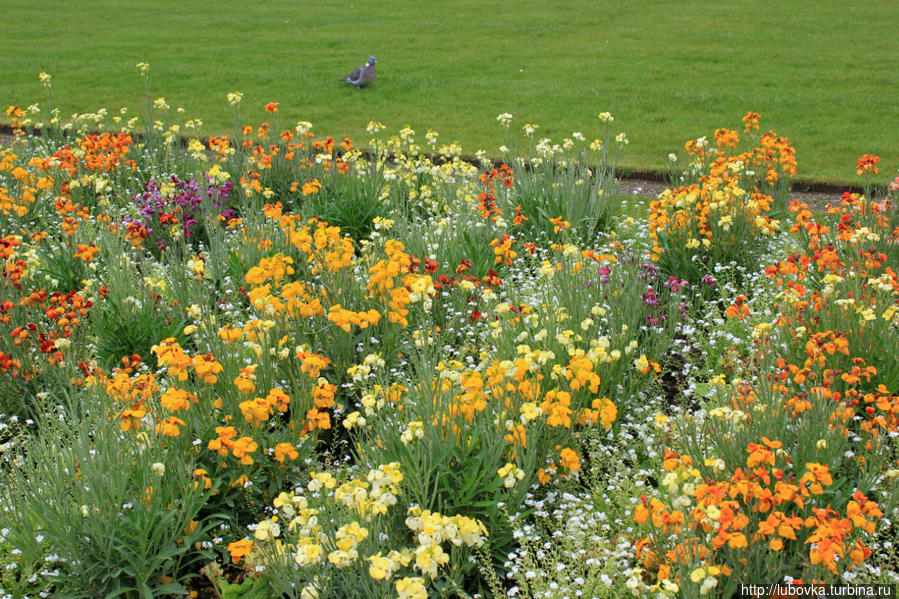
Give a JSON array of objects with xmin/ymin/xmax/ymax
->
[
  {"xmin": 228, "ymin": 539, "xmax": 253, "ymax": 564},
  {"xmin": 560, "ymin": 447, "xmax": 580, "ymax": 471}
]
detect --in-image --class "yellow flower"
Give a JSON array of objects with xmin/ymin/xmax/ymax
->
[
  {"xmin": 343, "ymin": 411, "xmax": 366, "ymax": 429},
  {"xmin": 519, "ymin": 402, "xmax": 541, "ymax": 423},
  {"xmin": 294, "ymin": 541, "xmax": 323, "ymax": 566},
  {"xmin": 367, "ymin": 553, "xmax": 395, "ymax": 580},
  {"xmin": 497, "ymin": 463, "xmax": 524, "ymax": 488},
  {"xmin": 308, "ymin": 471, "xmax": 337, "ymax": 492},
  {"xmin": 336, "ymin": 521, "xmax": 369, "ymax": 544},
  {"xmin": 414, "ymin": 543, "xmax": 448, "ymax": 577},
  {"xmin": 634, "ymin": 354, "xmax": 649, "ymax": 373},
  {"xmin": 395, "ymin": 577, "xmax": 427, "ymax": 599}
]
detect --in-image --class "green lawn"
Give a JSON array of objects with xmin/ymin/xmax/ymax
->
[{"xmin": 2, "ymin": 0, "xmax": 897, "ymax": 184}]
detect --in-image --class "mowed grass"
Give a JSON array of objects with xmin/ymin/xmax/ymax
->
[{"xmin": 2, "ymin": 0, "xmax": 897, "ymax": 184}]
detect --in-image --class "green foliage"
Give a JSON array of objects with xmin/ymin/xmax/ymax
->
[
  {"xmin": 91, "ymin": 270, "xmax": 187, "ymax": 369},
  {"xmin": 0, "ymin": 395, "xmax": 217, "ymax": 598},
  {"xmin": 497, "ymin": 119, "xmax": 621, "ymax": 244},
  {"xmin": 219, "ymin": 577, "xmax": 272, "ymax": 599}
]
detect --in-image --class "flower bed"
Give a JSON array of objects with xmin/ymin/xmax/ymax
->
[{"xmin": 1, "ymin": 81, "xmax": 897, "ymax": 598}]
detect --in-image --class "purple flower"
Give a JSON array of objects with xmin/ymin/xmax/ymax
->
[
  {"xmin": 639, "ymin": 263, "xmax": 658, "ymax": 281},
  {"xmin": 701, "ymin": 274, "xmax": 717, "ymax": 287},
  {"xmin": 131, "ymin": 175, "xmax": 234, "ymax": 248}
]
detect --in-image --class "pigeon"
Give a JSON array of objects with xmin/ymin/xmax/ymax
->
[{"xmin": 341, "ymin": 56, "xmax": 377, "ymax": 88}]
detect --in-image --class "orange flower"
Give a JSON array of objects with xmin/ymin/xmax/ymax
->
[
  {"xmin": 193, "ymin": 353, "xmax": 223, "ymax": 384},
  {"xmin": 119, "ymin": 405, "xmax": 146, "ymax": 431},
  {"xmin": 725, "ymin": 295, "xmax": 750, "ymax": 320},
  {"xmin": 549, "ymin": 216, "xmax": 571, "ymax": 233},
  {"xmin": 635, "ymin": 497, "xmax": 651, "ymax": 524},
  {"xmin": 231, "ymin": 437, "xmax": 258, "ymax": 465},
  {"xmin": 273, "ymin": 442, "xmax": 299, "ymax": 464},
  {"xmin": 160, "ymin": 387, "xmax": 196, "ymax": 412},
  {"xmin": 746, "ymin": 442, "xmax": 776, "ymax": 468},
  {"xmin": 305, "ymin": 407, "xmax": 331, "ymax": 431},
  {"xmin": 208, "ymin": 426, "xmax": 238, "ymax": 457},
  {"xmin": 800, "ymin": 463, "xmax": 833, "ymax": 495},
  {"xmin": 560, "ymin": 447, "xmax": 580, "ymax": 471},
  {"xmin": 714, "ymin": 128, "xmax": 739, "ymax": 149},
  {"xmin": 855, "ymin": 154, "xmax": 879, "ymax": 176},
  {"xmin": 228, "ymin": 539, "xmax": 253, "ymax": 564},
  {"xmin": 302, "ymin": 178, "xmax": 322, "ymax": 196},
  {"xmin": 265, "ymin": 102, "xmax": 280, "ymax": 113},
  {"xmin": 193, "ymin": 468, "xmax": 212, "ymax": 490},
  {"xmin": 156, "ymin": 416, "xmax": 186, "ymax": 437},
  {"xmin": 239, "ymin": 397, "xmax": 273, "ymax": 426},
  {"xmin": 73, "ymin": 243, "xmax": 100, "ymax": 262},
  {"xmin": 742, "ymin": 111, "xmax": 760, "ymax": 133}
]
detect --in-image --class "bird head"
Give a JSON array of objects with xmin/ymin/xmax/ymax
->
[{"xmin": 367, "ymin": 56, "xmax": 377, "ymax": 66}]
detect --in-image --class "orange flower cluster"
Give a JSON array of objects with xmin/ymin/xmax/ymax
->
[
  {"xmin": 855, "ymin": 154, "xmax": 879, "ymax": 176},
  {"xmin": 95, "ymin": 358, "xmax": 159, "ymax": 431},
  {"xmin": 649, "ymin": 176, "xmax": 779, "ymax": 263},
  {"xmin": 239, "ymin": 387, "xmax": 291, "ymax": 426},
  {"xmin": 433, "ymin": 352, "xmax": 618, "ymax": 485},
  {"xmin": 238, "ymin": 113, "xmax": 351, "ymax": 200},
  {"xmin": 650, "ymin": 113, "xmax": 794, "ymax": 275},
  {"xmin": 1, "ymin": 287, "xmax": 92, "ymax": 379},
  {"xmin": 32, "ymin": 132, "xmax": 135, "ymax": 176},
  {"xmin": 725, "ymin": 295, "xmax": 750, "ymax": 320},
  {"xmin": 476, "ymin": 165, "xmax": 513, "ymax": 221},
  {"xmin": 636, "ymin": 443, "xmax": 882, "ymax": 585},
  {"xmin": 765, "ymin": 192, "xmax": 898, "ymax": 435},
  {"xmin": 367, "ymin": 240, "xmax": 437, "ymax": 327},
  {"xmin": 152, "ymin": 337, "xmax": 221, "ymax": 385},
  {"xmin": 208, "ymin": 426, "xmax": 258, "ymax": 465},
  {"xmin": 636, "ymin": 172, "xmax": 897, "ymax": 592},
  {"xmin": 327, "ymin": 305, "xmax": 381, "ymax": 332}
]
